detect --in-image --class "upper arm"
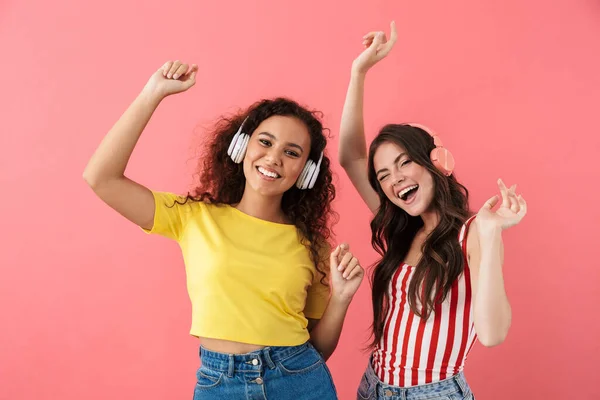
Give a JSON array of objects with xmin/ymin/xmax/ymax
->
[
  {"xmin": 304, "ymin": 242, "xmax": 332, "ymax": 320},
  {"xmin": 341, "ymin": 158, "xmax": 380, "ymax": 213},
  {"xmin": 88, "ymin": 176, "xmax": 156, "ymax": 230}
]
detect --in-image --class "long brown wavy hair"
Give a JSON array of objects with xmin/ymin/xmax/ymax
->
[
  {"xmin": 178, "ymin": 98, "xmax": 336, "ymax": 282},
  {"xmin": 367, "ymin": 124, "xmax": 471, "ymax": 349}
]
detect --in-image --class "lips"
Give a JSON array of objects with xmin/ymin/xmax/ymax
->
[
  {"xmin": 256, "ymin": 166, "xmax": 281, "ymax": 179},
  {"xmin": 396, "ymin": 184, "xmax": 419, "ymax": 201}
]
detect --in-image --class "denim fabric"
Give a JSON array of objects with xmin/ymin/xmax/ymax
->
[
  {"xmin": 193, "ymin": 341, "xmax": 337, "ymax": 400},
  {"xmin": 357, "ymin": 358, "xmax": 474, "ymax": 400}
]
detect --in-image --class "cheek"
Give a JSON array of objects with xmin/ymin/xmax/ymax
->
[
  {"xmin": 244, "ymin": 143, "xmax": 261, "ymax": 161},
  {"xmin": 380, "ymin": 181, "xmax": 394, "ymax": 197},
  {"xmin": 286, "ymin": 159, "xmax": 306, "ymax": 179}
]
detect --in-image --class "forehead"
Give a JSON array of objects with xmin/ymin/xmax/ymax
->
[
  {"xmin": 253, "ymin": 115, "xmax": 311, "ymax": 147},
  {"xmin": 373, "ymin": 141, "xmax": 407, "ymax": 169}
]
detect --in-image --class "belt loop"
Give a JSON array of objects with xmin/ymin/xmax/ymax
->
[
  {"xmin": 262, "ymin": 347, "xmax": 276, "ymax": 369},
  {"xmin": 227, "ymin": 354, "xmax": 235, "ymax": 378}
]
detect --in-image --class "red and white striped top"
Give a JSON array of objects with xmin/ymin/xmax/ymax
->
[{"xmin": 372, "ymin": 216, "xmax": 477, "ymax": 387}]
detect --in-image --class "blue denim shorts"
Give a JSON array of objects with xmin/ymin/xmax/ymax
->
[
  {"xmin": 357, "ymin": 358, "xmax": 474, "ymax": 400},
  {"xmin": 193, "ymin": 341, "xmax": 338, "ymax": 400}
]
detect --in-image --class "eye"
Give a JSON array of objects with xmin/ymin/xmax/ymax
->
[
  {"xmin": 400, "ymin": 159, "xmax": 412, "ymax": 167},
  {"xmin": 285, "ymin": 150, "xmax": 300, "ymax": 158},
  {"xmin": 259, "ymin": 139, "xmax": 271, "ymax": 147},
  {"xmin": 378, "ymin": 174, "xmax": 389, "ymax": 182}
]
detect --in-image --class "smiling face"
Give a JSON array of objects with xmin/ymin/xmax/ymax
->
[
  {"xmin": 242, "ymin": 115, "xmax": 312, "ymax": 198},
  {"xmin": 373, "ymin": 141, "xmax": 436, "ymax": 217}
]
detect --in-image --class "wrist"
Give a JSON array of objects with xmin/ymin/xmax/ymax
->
[
  {"xmin": 478, "ymin": 226, "xmax": 503, "ymax": 242},
  {"xmin": 350, "ymin": 66, "xmax": 368, "ymax": 80},
  {"xmin": 329, "ymin": 292, "xmax": 353, "ymax": 307},
  {"xmin": 140, "ymin": 86, "xmax": 167, "ymax": 105}
]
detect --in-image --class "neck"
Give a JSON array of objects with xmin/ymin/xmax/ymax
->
[
  {"xmin": 235, "ymin": 186, "xmax": 287, "ymax": 224},
  {"xmin": 420, "ymin": 209, "xmax": 440, "ymax": 233}
]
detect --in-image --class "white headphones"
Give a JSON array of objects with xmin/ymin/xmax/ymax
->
[{"xmin": 226, "ymin": 117, "xmax": 324, "ymax": 190}]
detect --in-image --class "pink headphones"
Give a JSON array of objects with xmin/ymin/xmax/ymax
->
[{"xmin": 406, "ymin": 123, "xmax": 455, "ymax": 176}]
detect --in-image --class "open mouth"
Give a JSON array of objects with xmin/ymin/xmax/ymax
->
[
  {"xmin": 397, "ymin": 184, "xmax": 419, "ymax": 202},
  {"xmin": 257, "ymin": 166, "xmax": 281, "ymax": 179}
]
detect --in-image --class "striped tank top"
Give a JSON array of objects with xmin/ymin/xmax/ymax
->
[{"xmin": 372, "ymin": 215, "xmax": 477, "ymax": 387}]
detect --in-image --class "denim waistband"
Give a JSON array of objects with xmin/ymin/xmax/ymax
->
[
  {"xmin": 200, "ymin": 342, "xmax": 312, "ymax": 377},
  {"xmin": 364, "ymin": 357, "xmax": 471, "ymax": 399}
]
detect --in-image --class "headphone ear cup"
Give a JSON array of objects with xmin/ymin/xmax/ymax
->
[
  {"xmin": 232, "ymin": 136, "xmax": 242, "ymax": 163},
  {"xmin": 238, "ymin": 134, "xmax": 249, "ymax": 163},
  {"xmin": 308, "ymin": 152, "xmax": 324, "ymax": 189},
  {"xmin": 430, "ymin": 147, "xmax": 455, "ymax": 176},
  {"xmin": 305, "ymin": 161, "xmax": 319, "ymax": 189},
  {"xmin": 296, "ymin": 160, "xmax": 313, "ymax": 189},
  {"xmin": 230, "ymin": 133, "xmax": 249, "ymax": 164},
  {"xmin": 227, "ymin": 132, "xmax": 241, "ymax": 159}
]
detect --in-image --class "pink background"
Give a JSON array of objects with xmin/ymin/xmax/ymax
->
[{"xmin": 1, "ymin": 0, "xmax": 598, "ymax": 399}]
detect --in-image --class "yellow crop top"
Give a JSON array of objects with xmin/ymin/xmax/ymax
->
[{"xmin": 142, "ymin": 191, "xmax": 331, "ymax": 346}]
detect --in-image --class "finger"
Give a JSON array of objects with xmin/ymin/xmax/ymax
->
[
  {"xmin": 508, "ymin": 192, "xmax": 519, "ymax": 213},
  {"xmin": 376, "ymin": 21, "xmax": 398, "ymax": 58},
  {"xmin": 389, "ymin": 20, "xmax": 398, "ymax": 44},
  {"xmin": 338, "ymin": 252, "xmax": 354, "ymax": 272},
  {"xmin": 498, "ymin": 179, "xmax": 510, "ymax": 209},
  {"xmin": 329, "ymin": 246, "xmax": 341, "ymax": 270},
  {"xmin": 481, "ymin": 195, "xmax": 499, "ymax": 210},
  {"xmin": 346, "ymin": 264, "xmax": 364, "ymax": 281},
  {"xmin": 187, "ymin": 64, "xmax": 199, "ymax": 74},
  {"xmin": 336, "ymin": 243, "xmax": 349, "ymax": 269},
  {"xmin": 517, "ymin": 195, "xmax": 527, "ymax": 217},
  {"xmin": 161, "ymin": 61, "xmax": 173, "ymax": 76},
  {"xmin": 362, "ymin": 31, "xmax": 378, "ymax": 40},
  {"xmin": 376, "ymin": 32, "xmax": 396, "ymax": 58},
  {"xmin": 183, "ymin": 70, "xmax": 197, "ymax": 88},
  {"xmin": 172, "ymin": 63, "xmax": 188, "ymax": 80},
  {"xmin": 509, "ymin": 184, "xmax": 517, "ymax": 194},
  {"xmin": 367, "ymin": 32, "xmax": 385, "ymax": 56},
  {"xmin": 183, "ymin": 64, "xmax": 198, "ymax": 81},
  {"xmin": 167, "ymin": 60, "xmax": 181, "ymax": 78},
  {"xmin": 342, "ymin": 257, "xmax": 359, "ymax": 278}
]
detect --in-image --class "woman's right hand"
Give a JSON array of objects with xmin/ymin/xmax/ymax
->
[
  {"xmin": 352, "ymin": 21, "xmax": 398, "ymax": 76},
  {"xmin": 143, "ymin": 60, "xmax": 198, "ymax": 99}
]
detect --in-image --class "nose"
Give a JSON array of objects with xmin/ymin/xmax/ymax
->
[
  {"xmin": 264, "ymin": 147, "xmax": 282, "ymax": 166},
  {"xmin": 390, "ymin": 169, "xmax": 404, "ymax": 186}
]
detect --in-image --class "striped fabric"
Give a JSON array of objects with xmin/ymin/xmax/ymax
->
[{"xmin": 372, "ymin": 216, "xmax": 477, "ymax": 387}]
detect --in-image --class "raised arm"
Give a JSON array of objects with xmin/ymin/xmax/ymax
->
[
  {"xmin": 338, "ymin": 22, "xmax": 397, "ymax": 213},
  {"xmin": 83, "ymin": 61, "xmax": 198, "ymax": 230}
]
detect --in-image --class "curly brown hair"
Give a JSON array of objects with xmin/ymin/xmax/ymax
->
[{"xmin": 179, "ymin": 98, "xmax": 337, "ymax": 283}]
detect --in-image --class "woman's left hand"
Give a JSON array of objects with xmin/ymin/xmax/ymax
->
[
  {"xmin": 476, "ymin": 179, "xmax": 528, "ymax": 236},
  {"xmin": 329, "ymin": 243, "xmax": 365, "ymax": 304}
]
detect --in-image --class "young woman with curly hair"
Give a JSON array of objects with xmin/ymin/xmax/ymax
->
[{"xmin": 83, "ymin": 60, "xmax": 364, "ymax": 400}]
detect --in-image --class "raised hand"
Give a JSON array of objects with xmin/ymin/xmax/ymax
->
[
  {"xmin": 352, "ymin": 21, "xmax": 398, "ymax": 75},
  {"xmin": 476, "ymin": 179, "xmax": 528, "ymax": 236},
  {"xmin": 143, "ymin": 60, "xmax": 198, "ymax": 99},
  {"xmin": 329, "ymin": 243, "xmax": 365, "ymax": 303}
]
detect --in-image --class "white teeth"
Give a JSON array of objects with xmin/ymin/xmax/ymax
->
[
  {"xmin": 258, "ymin": 166, "xmax": 280, "ymax": 178},
  {"xmin": 397, "ymin": 185, "xmax": 418, "ymax": 198}
]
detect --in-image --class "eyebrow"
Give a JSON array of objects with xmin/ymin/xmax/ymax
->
[
  {"xmin": 376, "ymin": 153, "xmax": 406, "ymax": 177},
  {"xmin": 258, "ymin": 132, "xmax": 304, "ymax": 153}
]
